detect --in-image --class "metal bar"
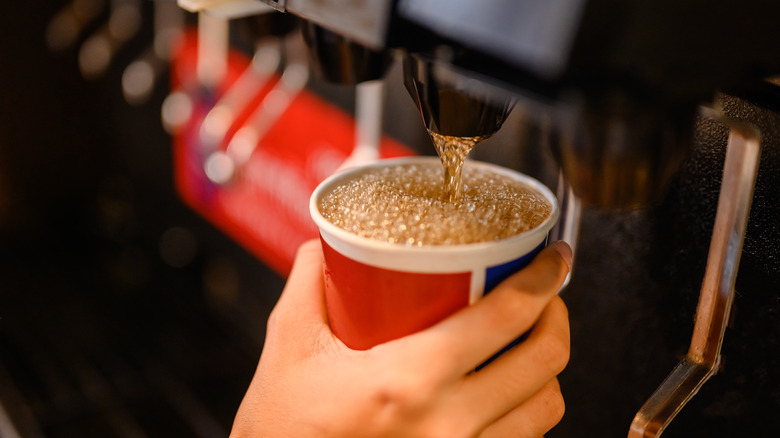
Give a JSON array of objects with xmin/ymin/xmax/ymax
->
[
  {"xmin": 338, "ymin": 79, "xmax": 384, "ymax": 171},
  {"xmin": 550, "ymin": 171, "xmax": 581, "ymax": 290},
  {"xmin": 628, "ymin": 117, "xmax": 761, "ymax": 437},
  {"xmin": 688, "ymin": 123, "xmax": 761, "ymax": 363}
]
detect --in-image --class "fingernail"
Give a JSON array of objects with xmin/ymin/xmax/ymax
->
[{"xmin": 549, "ymin": 241, "xmax": 573, "ymax": 270}]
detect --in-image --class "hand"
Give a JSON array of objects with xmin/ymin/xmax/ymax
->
[{"xmin": 231, "ymin": 239, "xmax": 572, "ymax": 438}]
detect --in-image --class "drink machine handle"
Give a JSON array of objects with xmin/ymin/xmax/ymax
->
[{"xmin": 628, "ymin": 109, "xmax": 761, "ymax": 437}]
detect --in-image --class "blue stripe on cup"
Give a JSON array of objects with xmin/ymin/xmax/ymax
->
[
  {"xmin": 484, "ymin": 240, "xmax": 546, "ymax": 294},
  {"xmin": 477, "ymin": 239, "xmax": 547, "ymax": 371}
]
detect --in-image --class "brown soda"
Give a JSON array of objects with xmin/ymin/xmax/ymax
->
[{"xmin": 319, "ymin": 162, "xmax": 551, "ymax": 246}]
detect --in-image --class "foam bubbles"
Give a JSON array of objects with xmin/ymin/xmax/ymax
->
[{"xmin": 319, "ymin": 162, "xmax": 552, "ymax": 246}]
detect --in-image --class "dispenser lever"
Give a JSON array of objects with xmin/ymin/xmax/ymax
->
[
  {"xmin": 628, "ymin": 114, "xmax": 761, "ymax": 437},
  {"xmin": 549, "ymin": 171, "xmax": 581, "ymax": 290},
  {"xmin": 338, "ymin": 80, "xmax": 383, "ymax": 171}
]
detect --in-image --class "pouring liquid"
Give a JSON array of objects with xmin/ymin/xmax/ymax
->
[{"xmin": 429, "ymin": 131, "xmax": 491, "ymax": 203}]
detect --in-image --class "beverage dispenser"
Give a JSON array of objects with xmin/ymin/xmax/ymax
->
[{"xmin": 172, "ymin": 0, "xmax": 780, "ymax": 435}]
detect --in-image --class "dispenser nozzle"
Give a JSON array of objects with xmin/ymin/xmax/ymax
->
[
  {"xmin": 550, "ymin": 88, "xmax": 696, "ymax": 209},
  {"xmin": 302, "ymin": 21, "xmax": 391, "ymax": 85},
  {"xmin": 402, "ymin": 53, "xmax": 514, "ymax": 138}
]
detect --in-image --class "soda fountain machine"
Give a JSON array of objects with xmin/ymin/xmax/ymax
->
[
  {"xmin": 2, "ymin": 1, "xmax": 777, "ymax": 437},
  {"xmin": 172, "ymin": 1, "xmax": 780, "ymax": 437}
]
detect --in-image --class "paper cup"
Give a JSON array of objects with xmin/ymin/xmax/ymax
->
[{"xmin": 310, "ymin": 156, "xmax": 559, "ymax": 350}]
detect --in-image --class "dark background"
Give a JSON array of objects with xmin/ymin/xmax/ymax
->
[
  {"xmin": 1, "ymin": 2, "xmax": 779, "ymax": 437},
  {"xmin": 0, "ymin": 2, "xmax": 286, "ymax": 436}
]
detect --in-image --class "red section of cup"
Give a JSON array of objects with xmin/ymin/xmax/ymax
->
[{"xmin": 321, "ymin": 239, "xmax": 470, "ymax": 350}]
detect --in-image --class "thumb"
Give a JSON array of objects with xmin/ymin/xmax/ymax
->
[{"xmin": 271, "ymin": 239, "xmax": 330, "ymax": 335}]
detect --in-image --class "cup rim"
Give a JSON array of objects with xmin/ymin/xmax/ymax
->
[{"xmin": 309, "ymin": 156, "xmax": 560, "ymax": 256}]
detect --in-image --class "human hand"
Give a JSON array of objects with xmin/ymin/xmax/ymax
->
[{"xmin": 231, "ymin": 239, "xmax": 572, "ymax": 438}]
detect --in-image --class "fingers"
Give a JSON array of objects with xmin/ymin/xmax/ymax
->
[
  {"xmin": 402, "ymin": 242, "xmax": 571, "ymax": 377},
  {"xmin": 547, "ymin": 241, "xmax": 573, "ymax": 271},
  {"xmin": 477, "ymin": 378, "xmax": 565, "ymax": 438},
  {"xmin": 268, "ymin": 239, "xmax": 329, "ymax": 336},
  {"xmin": 458, "ymin": 296, "xmax": 570, "ymax": 431}
]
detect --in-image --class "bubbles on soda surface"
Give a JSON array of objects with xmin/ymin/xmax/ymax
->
[
  {"xmin": 429, "ymin": 131, "xmax": 490, "ymax": 202},
  {"xmin": 319, "ymin": 162, "xmax": 552, "ymax": 246}
]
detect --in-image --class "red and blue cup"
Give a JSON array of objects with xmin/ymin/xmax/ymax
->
[{"xmin": 310, "ymin": 157, "xmax": 559, "ymax": 350}]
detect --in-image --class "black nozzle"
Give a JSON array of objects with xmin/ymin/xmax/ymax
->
[
  {"xmin": 551, "ymin": 89, "xmax": 695, "ymax": 209},
  {"xmin": 402, "ymin": 53, "xmax": 514, "ymax": 138},
  {"xmin": 302, "ymin": 22, "xmax": 391, "ymax": 85},
  {"xmin": 236, "ymin": 11, "xmax": 300, "ymax": 40}
]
